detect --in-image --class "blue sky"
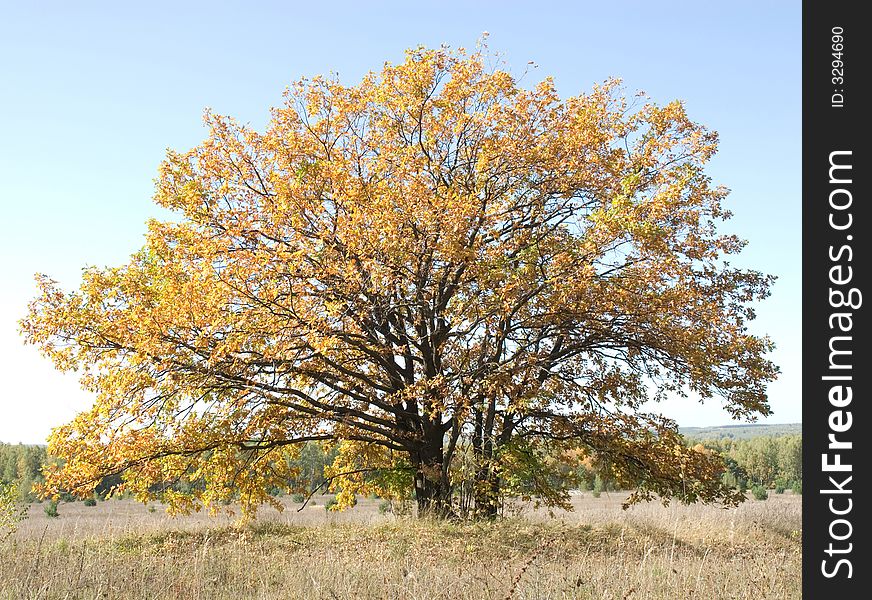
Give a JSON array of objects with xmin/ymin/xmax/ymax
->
[{"xmin": 0, "ymin": 1, "xmax": 800, "ymax": 443}]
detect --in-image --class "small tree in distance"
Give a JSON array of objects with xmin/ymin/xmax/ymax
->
[
  {"xmin": 21, "ymin": 41, "xmax": 777, "ymax": 519},
  {"xmin": 1, "ymin": 481, "xmax": 28, "ymax": 539}
]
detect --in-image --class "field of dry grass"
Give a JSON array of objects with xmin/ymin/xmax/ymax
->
[{"xmin": 1, "ymin": 492, "xmax": 801, "ymax": 599}]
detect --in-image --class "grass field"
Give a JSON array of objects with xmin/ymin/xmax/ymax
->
[{"xmin": 1, "ymin": 492, "xmax": 801, "ymax": 599}]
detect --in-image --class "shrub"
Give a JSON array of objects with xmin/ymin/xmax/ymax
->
[
  {"xmin": 291, "ymin": 493, "xmax": 306, "ymax": 503},
  {"xmin": 378, "ymin": 499, "xmax": 392, "ymax": 514},
  {"xmin": 324, "ymin": 497, "xmax": 338, "ymax": 511},
  {"xmin": 83, "ymin": 497, "xmax": 97, "ymax": 507},
  {"xmin": 751, "ymin": 485, "xmax": 768, "ymax": 501},
  {"xmin": 791, "ymin": 481, "xmax": 802, "ymax": 495},
  {"xmin": 770, "ymin": 477, "xmax": 790, "ymax": 495},
  {"xmin": 1, "ymin": 481, "xmax": 28, "ymax": 539},
  {"xmin": 592, "ymin": 475, "xmax": 604, "ymax": 498},
  {"xmin": 391, "ymin": 500, "xmax": 412, "ymax": 517},
  {"xmin": 44, "ymin": 500, "xmax": 59, "ymax": 518}
]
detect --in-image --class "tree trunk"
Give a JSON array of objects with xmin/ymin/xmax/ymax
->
[
  {"xmin": 414, "ymin": 466, "xmax": 451, "ymax": 518},
  {"xmin": 412, "ymin": 431, "xmax": 452, "ymax": 518},
  {"xmin": 472, "ymin": 407, "xmax": 500, "ymax": 518}
]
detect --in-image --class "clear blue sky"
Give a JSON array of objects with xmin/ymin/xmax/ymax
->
[{"xmin": 0, "ymin": 1, "xmax": 800, "ymax": 443}]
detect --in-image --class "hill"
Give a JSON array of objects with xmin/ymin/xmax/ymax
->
[{"xmin": 679, "ymin": 423, "xmax": 801, "ymax": 440}]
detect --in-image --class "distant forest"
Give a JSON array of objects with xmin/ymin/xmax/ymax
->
[{"xmin": 679, "ymin": 423, "xmax": 802, "ymax": 440}]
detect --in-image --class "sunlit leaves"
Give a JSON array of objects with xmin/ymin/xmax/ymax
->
[{"xmin": 0, "ymin": 481, "xmax": 27, "ymax": 539}]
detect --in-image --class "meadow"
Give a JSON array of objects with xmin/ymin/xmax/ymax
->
[{"xmin": 1, "ymin": 492, "xmax": 801, "ymax": 599}]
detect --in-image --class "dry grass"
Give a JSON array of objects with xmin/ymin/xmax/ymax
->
[{"xmin": 1, "ymin": 492, "xmax": 801, "ymax": 599}]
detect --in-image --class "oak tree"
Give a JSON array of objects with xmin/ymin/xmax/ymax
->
[{"xmin": 22, "ymin": 43, "xmax": 777, "ymax": 518}]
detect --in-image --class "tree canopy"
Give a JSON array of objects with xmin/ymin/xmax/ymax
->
[{"xmin": 21, "ymin": 43, "xmax": 777, "ymax": 518}]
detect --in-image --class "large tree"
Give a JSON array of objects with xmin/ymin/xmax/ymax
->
[{"xmin": 22, "ymin": 44, "xmax": 777, "ymax": 518}]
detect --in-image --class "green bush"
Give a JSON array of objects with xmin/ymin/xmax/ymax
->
[
  {"xmin": 83, "ymin": 497, "xmax": 97, "ymax": 507},
  {"xmin": 751, "ymin": 485, "xmax": 768, "ymax": 501},
  {"xmin": 593, "ymin": 475, "xmax": 604, "ymax": 493},
  {"xmin": 774, "ymin": 484, "xmax": 785, "ymax": 494},
  {"xmin": 291, "ymin": 493, "xmax": 306, "ymax": 503},
  {"xmin": 324, "ymin": 497, "xmax": 338, "ymax": 511},
  {"xmin": 791, "ymin": 481, "xmax": 802, "ymax": 495},
  {"xmin": 378, "ymin": 499, "xmax": 392, "ymax": 514},
  {"xmin": 44, "ymin": 500, "xmax": 59, "ymax": 518}
]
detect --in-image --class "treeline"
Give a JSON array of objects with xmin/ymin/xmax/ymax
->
[
  {"xmin": 0, "ymin": 443, "xmax": 50, "ymax": 502},
  {"xmin": 0, "ymin": 442, "xmax": 338, "ymax": 503},
  {"xmin": 690, "ymin": 434, "xmax": 802, "ymax": 493},
  {"xmin": 2, "ymin": 434, "xmax": 802, "ymax": 506}
]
